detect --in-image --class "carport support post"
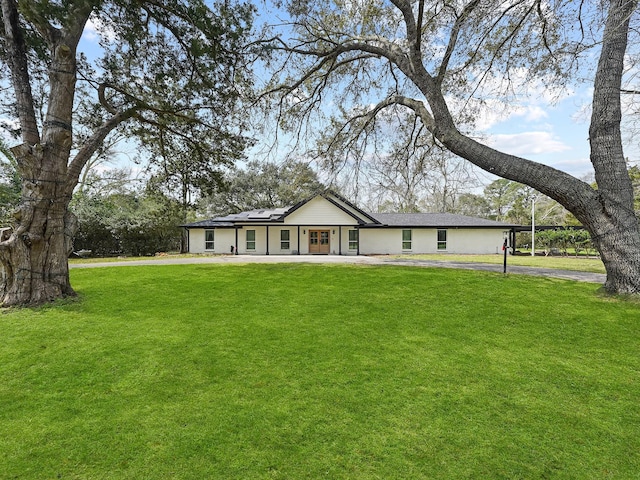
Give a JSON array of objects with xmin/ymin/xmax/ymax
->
[
  {"xmin": 235, "ymin": 228, "xmax": 239, "ymax": 255},
  {"xmin": 503, "ymin": 238, "xmax": 508, "ymax": 274},
  {"xmin": 510, "ymin": 229, "xmax": 516, "ymax": 255},
  {"xmin": 531, "ymin": 197, "xmax": 536, "ymax": 257}
]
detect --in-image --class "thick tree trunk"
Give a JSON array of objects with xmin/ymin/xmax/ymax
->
[
  {"xmin": 589, "ymin": 218, "xmax": 640, "ymax": 294},
  {"xmin": 585, "ymin": 0, "xmax": 640, "ymax": 294},
  {"xmin": 0, "ymin": 144, "xmax": 77, "ymax": 306},
  {"xmin": 408, "ymin": 0, "xmax": 640, "ymax": 295},
  {"xmin": 0, "ymin": 214, "xmax": 77, "ymax": 307},
  {"xmin": 0, "ymin": 0, "xmax": 93, "ymax": 306}
]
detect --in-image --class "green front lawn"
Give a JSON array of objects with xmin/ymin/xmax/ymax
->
[
  {"xmin": 1, "ymin": 264, "xmax": 638, "ymax": 478},
  {"xmin": 391, "ymin": 253, "xmax": 606, "ymax": 273}
]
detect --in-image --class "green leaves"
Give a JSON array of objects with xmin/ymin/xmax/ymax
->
[{"xmin": 199, "ymin": 159, "xmax": 325, "ymax": 216}]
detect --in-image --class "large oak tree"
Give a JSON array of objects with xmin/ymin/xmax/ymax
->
[
  {"xmin": 0, "ymin": 0, "xmax": 253, "ymax": 305},
  {"xmin": 269, "ymin": 0, "xmax": 640, "ymax": 294}
]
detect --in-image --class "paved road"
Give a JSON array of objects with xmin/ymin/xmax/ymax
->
[{"xmin": 70, "ymin": 254, "xmax": 607, "ymax": 284}]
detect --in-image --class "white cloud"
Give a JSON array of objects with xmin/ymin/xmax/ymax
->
[
  {"xmin": 453, "ymin": 66, "xmax": 577, "ymax": 131},
  {"xmin": 0, "ymin": 118, "xmax": 20, "ymax": 147},
  {"xmin": 82, "ymin": 18, "xmax": 99, "ymax": 42},
  {"xmin": 82, "ymin": 14, "xmax": 117, "ymax": 43},
  {"xmin": 486, "ymin": 131, "xmax": 571, "ymax": 156},
  {"xmin": 521, "ymin": 105, "xmax": 548, "ymax": 122}
]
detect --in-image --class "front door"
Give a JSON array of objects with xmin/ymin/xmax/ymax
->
[{"xmin": 309, "ymin": 230, "xmax": 330, "ymax": 254}]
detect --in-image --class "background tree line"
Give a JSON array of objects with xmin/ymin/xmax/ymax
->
[
  {"xmin": 73, "ymin": 159, "xmax": 325, "ymax": 256},
  {"xmin": 5, "ymin": 134, "xmax": 638, "ymax": 257},
  {"xmin": 2, "ymin": 0, "xmax": 640, "ymax": 303}
]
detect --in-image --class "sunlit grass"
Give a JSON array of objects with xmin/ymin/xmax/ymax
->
[
  {"xmin": 391, "ymin": 253, "xmax": 606, "ymax": 273},
  {"xmin": 0, "ymin": 264, "xmax": 636, "ymax": 478},
  {"xmin": 68, "ymin": 252, "xmax": 228, "ymax": 264},
  {"xmin": 69, "ymin": 252, "xmax": 606, "ymax": 274}
]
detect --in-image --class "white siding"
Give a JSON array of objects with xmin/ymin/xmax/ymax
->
[
  {"xmin": 236, "ymin": 226, "xmax": 265, "ymax": 255},
  {"xmin": 329, "ymin": 196, "xmax": 373, "ymax": 223},
  {"xmin": 337, "ymin": 226, "xmax": 360, "ymax": 255},
  {"xmin": 446, "ymin": 228, "xmax": 507, "ymax": 254},
  {"xmin": 189, "ymin": 226, "xmax": 508, "ymax": 255},
  {"xmin": 284, "ymin": 196, "xmax": 359, "ymax": 225},
  {"xmin": 266, "ymin": 226, "xmax": 300, "ymax": 254},
  {"xmin": 360, "ymin": 229, "xmax": 405, "ymax": 255},
  {"xmin": 359, "ymin": 228, "xmax": 507, "ymax": 255},
  {"xmin": 188, "ymin": 228, "xmax": 236, "ymax": 254}
]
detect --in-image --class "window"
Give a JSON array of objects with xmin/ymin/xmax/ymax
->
[
  {"xmin": 402, "ymin": 229, "xmax": 412, "ymax": 250},
  {"xmin": 246, "ymin": 229, "xmax": 256, "ymax": 250},
  {"xmin": 437, "ymin": 229, "xmax": 447, "ymax": 250},
  {"xmin": 205, "ymin": 230, "xmax": 214, "ymax": 250},
  {"xmin": 280, "ymin": 230, "xmax": 290, "ymax": 250},
  {"xmin": 348, "ymin": 229, "xmax": 359, "ymax": 250}
]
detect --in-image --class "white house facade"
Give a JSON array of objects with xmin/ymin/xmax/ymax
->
[{"xmin": 182, "ymin": 191, "xmax": 517, "ymax": 256}]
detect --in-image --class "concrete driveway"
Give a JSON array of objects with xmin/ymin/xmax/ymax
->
[{"xmin": 70, "ymin": 254, "xmax": 607, "ymax": 284}]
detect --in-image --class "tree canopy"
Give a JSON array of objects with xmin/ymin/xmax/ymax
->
[
  {"xmin": 264, "ymin": 0, "xmax": 640, "ymax": 294},
  {"xmin": 0, "ymin": 0, "xmax": 256, "ymax": 305},
  {"xmin": 199, "ymin": 159, "xmax": 325, "ymax": 217}
]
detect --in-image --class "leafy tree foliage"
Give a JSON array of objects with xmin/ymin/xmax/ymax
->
[
  {"xmin": 314, "ymin": 103, "xmax": 481, "ymax": 213},
  {"xmin": 266, "ymin": 0, "xmax": 640, "ymax": 294},
  {"xmin": 198, "ymin": 160, "xmax": 325, "ymax": 217},
  {"xmin": 0, "ymin": 0, "xmax": 255, "ymax": 305},
  {"xmin": 535, "ymin": 229, "xmax": 594, "ymax": 257},
  {"xmin": 71, "ymin": 187, "xmax": 183, "ymax": 257},
  {"xmin": 0, "ymin": 139, "xmax": 20, "ymax": 226},
  {"xmin": 142, "ymin": 112, "xmax": 252, "ymax": 251}
]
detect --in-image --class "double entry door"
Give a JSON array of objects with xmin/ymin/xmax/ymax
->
[{"xmin": 309, "ymin": 230, "xmax": 330, "ymax": 254}]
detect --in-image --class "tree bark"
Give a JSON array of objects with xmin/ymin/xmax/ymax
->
[
  {"xmin": 585, "ymin": 0, "xmax": 640, "ymax": 294},
  {"xmin": 407, "ymin": 0, "xmax": 640, "ymax": 294},
  {"xmin": 0, "ymin": 0, "xmax": 91, "ymax": 305},
  {"xmin": 0, "ymin": 144, "xmax": 77, "ymax": 306}
]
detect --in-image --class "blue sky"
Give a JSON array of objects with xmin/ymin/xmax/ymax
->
[
  {"xmin": 3, "ymin": 4, "xmax": 623, "ymax": 188},
  {"xmin": 483, "ymin": 91, "xmax": 594, "ymax": 180}
]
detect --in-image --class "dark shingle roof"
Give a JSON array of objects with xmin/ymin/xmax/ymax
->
[
  {"xmin": 368, "ymin": 212, "xmax": 516, "ymax": 228},
  {"xmin": 181, "ymin": 219, "xmax": 235, "ymax": 228},
  {"xmin": 182, "ymin": 191, "xmax": 519, "ymax": 229},
  {"xmin": 182, "ymin": 207, "xmax": 289, "ymax": 228}
]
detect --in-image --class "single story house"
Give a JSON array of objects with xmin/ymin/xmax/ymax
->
[{"xmin": 182, "ymin": 191, "xmax": 518, "ymax": 256}]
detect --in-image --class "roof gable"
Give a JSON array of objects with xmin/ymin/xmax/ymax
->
[
  {"xmin": 283, "ymin": 193, "xmax": 374, "ymax": 225},
  {"xmin": 181, "ymin": 190, "xmax": 519, "ymax": 229}
]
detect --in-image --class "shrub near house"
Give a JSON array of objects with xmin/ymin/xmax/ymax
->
[
  {"xmin": 535, "ymin": 229, "xmax": 594, "ymax": 257},
  {"xmin": 72, "ymin": 192, "xmax": 182, "ymax": 256}
]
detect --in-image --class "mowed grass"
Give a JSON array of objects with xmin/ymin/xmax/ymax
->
[
  {"xmin": 392, "ymin": 253, "xmax": 606, "ymax": 274},
  {"xmin": 1, "ymin": 264, "xmax": 638, "ymax": 479}
]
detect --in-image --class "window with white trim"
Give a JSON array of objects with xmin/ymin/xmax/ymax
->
[
  {"xmin": 402, "ymin": 229, "xmax": 412, "ymax": 250},
  {"xmin": 205, "ymin": 230, "xmax": 214, "ymax": 250},
  {"xmin": 437, "ymin": 229, "xmax": 447, "ymax": 250},
  {"xmin": 348, "ymin": 229, "xmax": 358, "ymax": 250},
  {"xmin": 246, "ymin": 229, "xmax": 256, "ymax": 250},
  {"xmin": 280, "ymin": 230, "xmax": 290, "ymax": 250}
]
